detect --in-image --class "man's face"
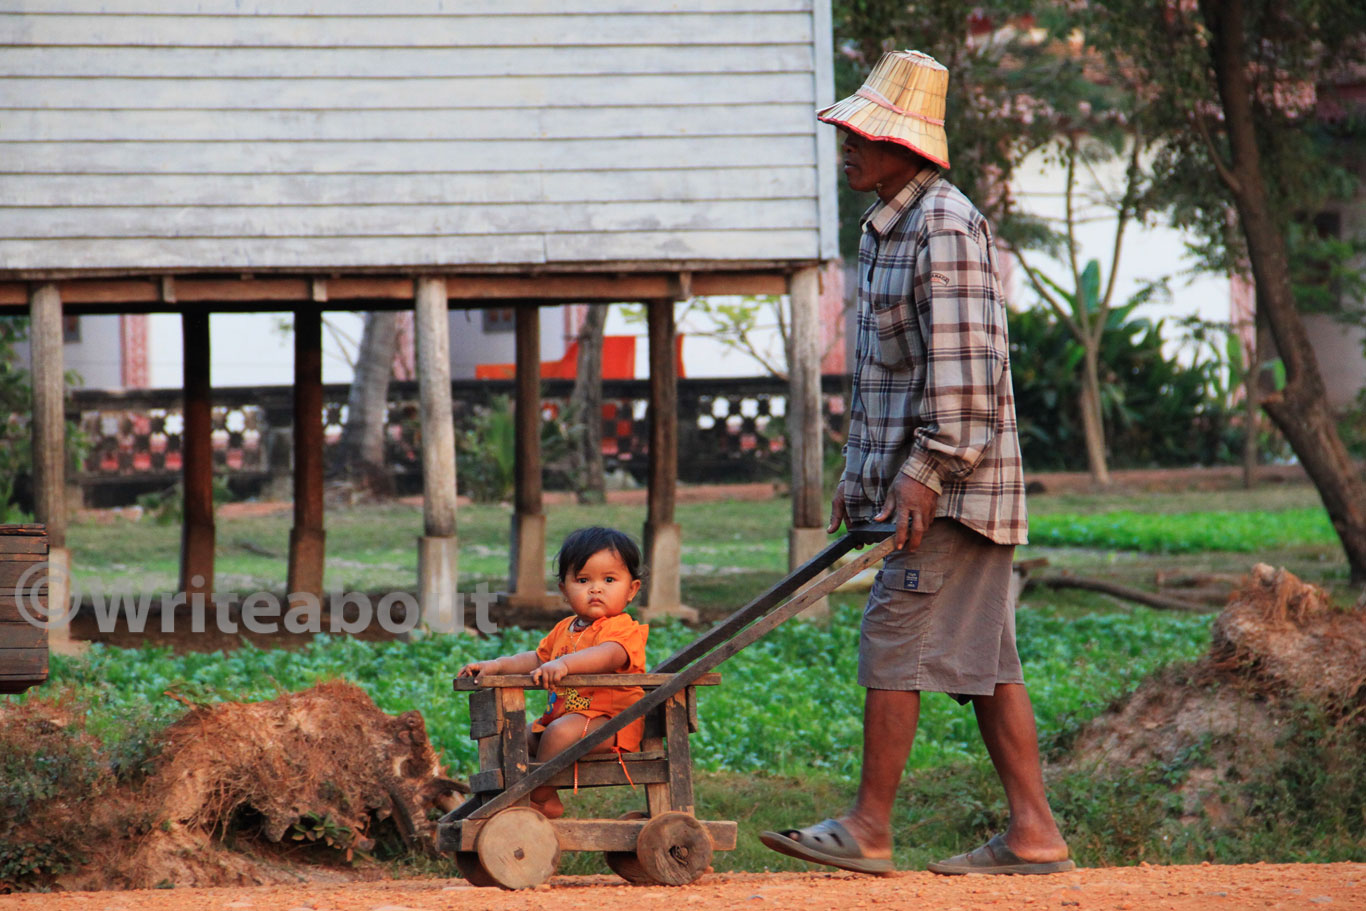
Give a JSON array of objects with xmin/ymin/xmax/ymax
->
[{"xmin": 840, "ymin": 130, "xmax": 919, "ymax": 195}]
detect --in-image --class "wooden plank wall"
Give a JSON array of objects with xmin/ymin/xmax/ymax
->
[
  {"xmin": 0, "ymin": 524, "xmax": 49, "ymax": 694},
  {"xmin": 0, "ymin": 0, "xmax": 835, "ymax": 272}
]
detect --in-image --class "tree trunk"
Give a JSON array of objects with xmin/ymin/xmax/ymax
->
[
  {"xmin": 1079, "ymin": 346, "xmax": 1111, "ymax": 486},
  {"xmin": 1241, "ymin": 367, "xmax": 1259, "ymax": 489},
  {"xmin": 569, "ymin": 304, "xmax": 607, "ymax": 505},
  {"xmin": 1205, "ymin": 0, "xmax": 1366, "ymax": 583},
  {"xmin": 335, "ymin": 311, "xmax": 398, "ymax": 497}
]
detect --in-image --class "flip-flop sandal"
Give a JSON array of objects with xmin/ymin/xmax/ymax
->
[
  {"xmin": 928, "ymin": 833, "xmax": 1076, "ymax": 875},
  {"xmin": 759, "ymin": 818, "xmax": 894, "ymax": 876}
]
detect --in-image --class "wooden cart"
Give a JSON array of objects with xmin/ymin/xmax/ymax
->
[
  {"xmin": 0, "ymin": 524, "xmax": 49, "ymax": 695},
  {"xmin": 438, "ymin": 524, "xmax": 895, "ymax": 889}
]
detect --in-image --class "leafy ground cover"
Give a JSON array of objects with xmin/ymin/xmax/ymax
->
[
  {"xmin": 41, "ymin": 600, "xmax": 1211, "ymax": 780},
  {"xmin": 1029, "ymin": 508, "xmax": 1336, "ymax": 554},
  {"xmin": 12, "ymin": 477, "xmax": 1360, "ymax": 876}
]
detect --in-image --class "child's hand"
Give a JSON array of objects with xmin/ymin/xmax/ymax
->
[
  {"xmin": 530, "ymin": 658, "xmax": 570, "ymax": 688},
  {"xmin": 458, "ymin": 659, "xmax": 502, "ymax": 678}
]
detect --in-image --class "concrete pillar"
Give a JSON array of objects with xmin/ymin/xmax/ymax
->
[
  {"xmin": 640, "ymin": 298, "xmax": 696, "ymax": 623},
  {"xmin": 415, "ymin": 276, "xmax": 459, "ymax": 633},
  {"xmin": 789, "ymin": 266, "xmax": 828, "ymax": 618},
  {"xmin": 28, "ymin": 283, "xmax": 75, "ymax": 651}
]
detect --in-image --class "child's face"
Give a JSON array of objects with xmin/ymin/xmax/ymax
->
[{"xmin": 559, "ymin": 548, "xmax": 641, "ymax": 623}]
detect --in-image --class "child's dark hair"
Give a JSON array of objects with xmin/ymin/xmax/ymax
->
[{"xmin": 556, "ymin": 526, "xmax": 644, "ymax": 582}]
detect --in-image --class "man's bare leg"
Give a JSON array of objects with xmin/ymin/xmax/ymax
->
[
  {"xmin": 972, "ymin": 683, "xmax": 1069, "ymax": 861},
  {"xmin": 836, "ymin": 688, "xmax": 920, "ymax": 858}
]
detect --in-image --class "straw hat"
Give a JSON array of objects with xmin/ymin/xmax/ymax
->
[{"xmin": 817, "ymin": 50, "xmax": 950, "ymax": 169}]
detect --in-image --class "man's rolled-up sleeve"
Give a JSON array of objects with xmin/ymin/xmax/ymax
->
[{"xmin": 899, "ymin": 227, "xmax": 1006, "ymax": 493}]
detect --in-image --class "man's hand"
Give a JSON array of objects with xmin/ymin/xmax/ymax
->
[
  {"xmin": 458, "ymin": 659, "xmax": 502, "ymax": 679},
  {"xmin": 827, "ymin": 480, "xmax": 848, "ymax": 534},
  {"xmin": 874, "ymin": 473, "xmax": 938, "ymax": 552},
  {"xmin": 531, "ymin": 657, "xmax": 571, "ymax": 688}
]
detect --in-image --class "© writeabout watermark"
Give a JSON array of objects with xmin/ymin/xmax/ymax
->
[{"xmin": 11, "ymin": 561, "xmax": 499, "ymax": 636}]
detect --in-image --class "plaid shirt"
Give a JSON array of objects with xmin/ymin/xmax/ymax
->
[{"xmin": 841, "ymin": 169, "xmax": 1028, "ymax": 545}]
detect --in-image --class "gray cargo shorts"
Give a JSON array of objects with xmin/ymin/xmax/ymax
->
[{"xmin": 858, "ymin": 518, "xmax": 1023, "ymax": 701}]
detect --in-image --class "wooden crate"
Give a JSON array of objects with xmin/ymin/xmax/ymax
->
[{"xmin": 0, "ymin": 524, "xmax": 49, "ymax": 694}]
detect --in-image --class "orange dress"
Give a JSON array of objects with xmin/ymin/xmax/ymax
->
[{"xmin": 530, "ymin": 613, "xmax": 649, "ymax": 753}]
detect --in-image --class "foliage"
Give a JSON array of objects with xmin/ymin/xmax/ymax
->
[
  {"xmin": 0, "ymin": 318, "xmax": 33, "ymax": 522},
  {"xmin": 1009, "ymin": 301, "xmax": 1242, "ymax": 470},
  {"xmin": 456, "ymin": 396, "xmax": 515, "ymax": 503},
  {"xmin": 455, "ymin": 395, "xmax": 571, "ymax": 504},
  {"xmin": 135, "ymin": 476, "xmax": 237, "ymax": 526},
  {"xmin": 0, "ymin": 316, "xmax": 89, "ymax": 523},
  {"xmin": 287, "ymin": 813, "xmax": 370, "ymax": 864},
  {"xmin": 1090, "ymin": 0, "xmax": 1366, "ymax": 582},
  {"xmin": 1089, "ymin": 0, "xmax": 1366, "ymax": 278},
  {"xmin": 21, "ymin": 602, "xmax": 1210, "ymax": 783},
  {"xmin": 831, "ymin": 2, "xmax": 1112, "ymax": 257},
  {"xmin": 1030, "ymin": 508, "xmax": 1336, "ymax": 553},
  {"xmin": 0, "ymin": 692, "xmax": 165, "ymax": 892}
]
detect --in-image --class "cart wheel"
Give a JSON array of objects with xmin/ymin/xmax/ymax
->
[
  {"xmin": 605, "ymin": 812, "xmax": 652, "ymax": 884},
  {"xmin": 475, "ymin": 806, "xmax": 560, "ymax": 890},
  {"xmin": 634, "ymin": 811, "xmax": 713, "ymax": 886},
  {"xmin": 454, "ymin": 851, "xmax": 499, "ymax": 887},
  {"xmin": 605, "ymin": 850, "xmax": 653, "ymax": 884}
]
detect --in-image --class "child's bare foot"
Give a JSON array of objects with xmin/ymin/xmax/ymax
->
[{"xmin": 531, "ymin": 789, "xmax": 565, "ymax": 819}]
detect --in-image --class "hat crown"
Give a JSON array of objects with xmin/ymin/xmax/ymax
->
[
  {"xmin": 863, "ymin": 50, "xmax": 948, "ymax": 123},
  {"xmin": 815, "ymin": 48, "xmax": 951, "ymax": 168}
]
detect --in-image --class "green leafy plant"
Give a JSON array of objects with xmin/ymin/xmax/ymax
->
[
  {"xmin": 1009, "ymin": 301, "xmax": 1241, "ymax": 471},
  {"xmin": 288, "ymin": 813, "xmax": 368, "ymax": 863},
  {"xmin": 0, "ymin": 316, "xmax": 90, "ymax": 522},
  {"xmin": 456, "ymin": 396, "xmax": 515, "ymax": 503}
]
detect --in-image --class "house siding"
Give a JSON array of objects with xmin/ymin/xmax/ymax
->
[{"xmin": 0, "ymin": 0, "xmax": 835, "ymax": 272}]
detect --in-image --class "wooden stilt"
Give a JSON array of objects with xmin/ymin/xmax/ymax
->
[
  {"xmin": 415, "ymin": 276, "xmax": 459, "ymax": 633},
  {"xmin": 787, "ymin": 266, "xmax": 828, "ymax": 618},
  {"xmin": 641, "ymin": 298, "xmax": 694, "ymax": 622},
  {"xmin": 179, "ymin": 311, "xmax": 215, "ymax": 599},
  {"xmin": 28, "ymin": 284, "xmax": 75, "ymax": 651},
  {"xmin": 505, "ymin": 306, "xmax": 557, "ymax": 611},
  {"xmin": 287, "ymin": 305, "xmax": 326, "ymax": 598}
]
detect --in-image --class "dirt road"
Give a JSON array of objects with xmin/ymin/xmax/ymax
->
[{"xmin": 3, "ymin": 864, "xmax": 1363, "ymax": 911}]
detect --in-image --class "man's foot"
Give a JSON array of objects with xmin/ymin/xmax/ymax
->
[
  {"xmin": 758, "ymin": 818, "xmax": 894, "ymax": 876},
  {"xmin": 988, "ymin": 816, "xmax": 1070, "ymax": 864},
  {"xmin": 928, "ymin": 833, "xmax": 1075, "ymax": 875},
  {"xmin": 831, "ymin": 811, "xmax": 892, "ymax": 861}
]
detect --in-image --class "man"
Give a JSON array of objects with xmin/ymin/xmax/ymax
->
[{"xmin": 760, "ymin": 50, "xmax": 1073, "ymax": 876}]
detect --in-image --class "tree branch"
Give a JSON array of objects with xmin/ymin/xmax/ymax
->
[
  {"xmin": 1064, "ymin": 135, "xmax": 1085, "ymax": 332},
  {"xmin": 1093, "ymin": 130, "xmax": 1145, "ymax": 345},
  {"xmin": 1029, "ymin": 574, "xmax": 1208, "ymax": 612},
  {"xmin": 1013, "ymin": 245, "xmax": 1086, "ymax": 342},
  {"xmin": 1194, "ymin": 112, "xmax": 1242, "ymax": 195}
]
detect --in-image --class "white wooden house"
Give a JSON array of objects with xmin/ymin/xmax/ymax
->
[{"xmin": 0, "ymin": 0, "xmax": 839, "ymax": 629}]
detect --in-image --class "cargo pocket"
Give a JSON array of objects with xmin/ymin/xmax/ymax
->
[
  {"xmin": 872, "ymin": 300, "xmax": 910, "ymax": 369},
  {"xmin": 863, "ymin": 548, "xmax": 952, "ymax": 629}
]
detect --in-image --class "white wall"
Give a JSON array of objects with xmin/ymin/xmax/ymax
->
[
  {"xmin": 1009, "ymin": 149, "xmax": 1231, "ymax": 349},
  {"xmin": 145, "ymin": 312, "xmax": 363, "ymax": 388}
]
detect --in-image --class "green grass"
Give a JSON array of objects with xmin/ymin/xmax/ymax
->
[
  {"xmin": 1029, "ymin": 508, "xmax": 1338, "ymax": 553},
  {"xmin": 37, "ymin": 601, "xmax": 1210, "ymax": 781},
  {"xmin": 66, "ymin": 484, "xmax": 1348, "ymax": 602}
]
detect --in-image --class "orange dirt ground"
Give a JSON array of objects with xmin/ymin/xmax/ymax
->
[{"xmin": 1, "ymin": 865, "xmax": 1363, "ymax": 911}]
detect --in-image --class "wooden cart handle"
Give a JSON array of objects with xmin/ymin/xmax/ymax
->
[{"xmin": 454, "ymin": 672, "xmax": 722, "ymax": 691}]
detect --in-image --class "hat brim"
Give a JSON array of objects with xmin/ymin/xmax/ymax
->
[{"xmin": 817, "ymin": 96, "xmax": 950, "ymax": 170}]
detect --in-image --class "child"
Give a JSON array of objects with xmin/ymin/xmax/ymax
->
[{"xmin": 458, "ymin": 526, "xmax": 648, "ymax": 818}]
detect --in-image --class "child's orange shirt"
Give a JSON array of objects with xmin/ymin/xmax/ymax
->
[{"xmin": 532, "ymin": 613, "xmax": 649, "ymax": 752}]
